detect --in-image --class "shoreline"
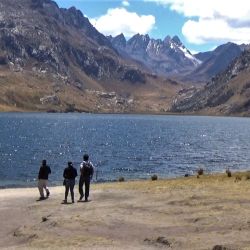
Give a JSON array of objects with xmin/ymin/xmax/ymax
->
[
  {"xmin": 1, "ymin": 172, "xmax": 250, "ymax": 249},
  {"xmin": 1, "ymin": 169, "xmax": 250, "ymax": 190},
  {"xmin": 1, "ymin": 110, "xmax": 250, "ymax": 118}
]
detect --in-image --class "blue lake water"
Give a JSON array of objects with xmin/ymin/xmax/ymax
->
[{"xmin": 0, "ymin": 113, "xmax": 250, "ymax": 188}]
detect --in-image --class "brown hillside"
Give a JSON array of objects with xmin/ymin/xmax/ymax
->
[{"xmin": 0, "ymin": 0, "xmax": 182, "ymax": 113}]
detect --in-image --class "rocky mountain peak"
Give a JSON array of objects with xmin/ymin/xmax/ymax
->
[
  {"xmin": 163, "ymin": 35, "xmax": 171, "ymax": 44},
  {"xmin": 189, "ymin": 42, "xmax": 243, "ymax": 82},
  {"xmin": 109, "ymin": 33, "xmax": 201, "ymax": 76},
  {"xmin": 127, "ymin": 34, "xmax": 150, "ymax": 49},
  {"xmin": 30, "ymin": 0, "xmax": 58, "ymax": 9},
  {"xmin": 63, "ymin": 6, "xmax": 88, "ymax": 29},
  {"xmin": 0, "ymin": 0, "xmax": 149, "ymax": 86},
  {"xmin": 30, "ymin": 0, "xmax": 88, "ymax": 30},
  {"xmin": 172, "ymin": 35, "xmax": 182, "ymax": 46},
  {"xmin": 30, "ymin": 0, "xmax": 111, "ymax": 48},
  {"xmin": 240, "ymin": 43, "xmax": 250, "ymax": 51},
  {"xmin": 116, "ymin": 33, "xmax": 126, "ymax": 40},
  {"xmin": 109, "ymin": 33, "xmax": 126, "ymax": 48},
  {"xmin": 214, "ymin": 42, "xmax": 240, "ymax": 54}
]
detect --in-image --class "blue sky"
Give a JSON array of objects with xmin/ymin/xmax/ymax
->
[{"xmin": 55, "ymin": 0, "xmax": 250, "ymax": 53}]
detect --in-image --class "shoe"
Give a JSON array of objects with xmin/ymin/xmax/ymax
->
[
  {"xmin": 62, "ymin": 199, "xmax": 67, "ymax": 204},
  {"xmin": 85, "ymin": 198, "xmax": 88, "ymax": 202},
  {"xmin": 39, "ymin": 197, "xmax": 45, "ymax": 200},
  {"xmin": 78, "ymin": 195, "xmax": 83, "ymax": 202},
  {"xmin": 46, "ymin": 191, "xmax": 50, "ymax": 197},
  {"xmin": 72, "ymin": 200, "xmax": 74, "ymax": 203}
]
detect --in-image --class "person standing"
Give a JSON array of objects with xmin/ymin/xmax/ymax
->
[
  {"xmin": 78, "ymin": 154, "xmax": 94, "ymax": 202},
  {"xmin": 38, "ymin": 159, "xmax": 51, "ymax": 200},
  {"xmin": 63, "ymin": 161, "xmax": 77, "ymax": 204}
]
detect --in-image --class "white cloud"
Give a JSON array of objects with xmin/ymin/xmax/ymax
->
[
  {"xmin": 182, "ymin": 19, "xmax": 250, "ymax": 45},
  {"xmin": 90, "ymin": 8, "xmax": 155, "ymax": 37},
  {"xmin": 122, "ymin": 0, "xmax": 130, "ymax": 7},
  {"xmin": 147, "ymin": 0, "xmax": 250, "ymax": 19},
  {"xmin": 146, "ymin": 0, "xmax": 250, "ymax": 44}
]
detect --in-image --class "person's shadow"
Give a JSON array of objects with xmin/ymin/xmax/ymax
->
[
  {"xmin": 36, "ymin": 197, "xmax": 48, "ymax": 202},
  {"xmin": 77, "ymin": 199, "xmax": 91, "ymax": 203},
  {"xmin": 61, "ymin": 200, "xmax": 74, "ymax": 205}
]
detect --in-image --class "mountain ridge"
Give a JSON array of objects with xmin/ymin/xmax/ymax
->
[
  {"xmin": 0, "ymin": 0, "xmax": 182, "ymax": 113},
  {"xmin": 171, "ymin": 49, "xmax": 250, "ymax": 116},
  {"xmin": 0, "ymin": 0, "xmax": 250, "ymax": 116},
  {"xmin": 109, "ymin": 33, "xmax": 247, "ymax": 85},
  {"xmin": 108, "ymin": 33, "xmax": 201, "ymax": 78},
  {"xmin": 188, "ymin": 42, "xmax": 243, "ymax": 83}
]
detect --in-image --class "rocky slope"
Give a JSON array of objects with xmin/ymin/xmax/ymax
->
[
  {"xmin": 108, "ymin": 33, "xmax": 201, "ymax": 77},
  {"xmin": 0, "ymin": 0, "xmax": 182, "ymax": 112},
  {"xmin": 171, "ymin": 50, "xmax": 250, "ymax": 116},
  {"xmin": 2, "ymin": 0, "xmax": 248, "ymax": 115},
  {"xmin": 188, "ymin": 43, "xmax": 243, "ymax": 83},
  {"xmin": 109, "ymin": 34, "xmax": 246, "ymax": 85}
]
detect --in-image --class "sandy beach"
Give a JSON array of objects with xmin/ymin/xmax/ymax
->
[{"xmin": 1, "ymin": 173, "xmax": 250, "ymax": 250}]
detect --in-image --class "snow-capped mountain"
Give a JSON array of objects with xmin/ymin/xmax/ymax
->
[
  {"xmin": 108, "ymin": 33, "xmax": 201, "ymax": 77},
  {"xmin": 0, "ymin": 0, "xmax": 182, "ymax": 113}
]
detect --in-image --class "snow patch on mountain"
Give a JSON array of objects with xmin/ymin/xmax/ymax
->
[
  {"xmin": 179, "ymin": 46, "xmax": 202, "ymax": 65},
  {"xmin": 108, "ymin": 34, "xmax": 201, "ymax": 76}
]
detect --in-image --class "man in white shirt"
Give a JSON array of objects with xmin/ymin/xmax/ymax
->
[{"xmin": 78, "ymin": 154, "xmax": 94, "ymax": 202}]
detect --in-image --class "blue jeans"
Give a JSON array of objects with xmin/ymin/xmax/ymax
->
[{"xmin": 65, "ymin": 179, "xmax": 75, "ymax": 202}]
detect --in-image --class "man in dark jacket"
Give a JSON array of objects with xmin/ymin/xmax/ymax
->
[
  {"xmin": 38, "ymin": 160, "xmax": 51, "ymax": 200},
  {"xmin": 78, "ymin": 154, "xmax": 94, "ymax": 202},
  {"xmin": 63, "ymin": 161, "xmax": 77, "ymax": 203}
]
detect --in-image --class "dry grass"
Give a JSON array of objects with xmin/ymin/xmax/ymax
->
[
  {"xmin": 0, "ymin": 66, "xmax": 182, "ymax": 113},
  {"xmin": 1, "ymin": 172, "xmax": 250, "ymax": 249}
]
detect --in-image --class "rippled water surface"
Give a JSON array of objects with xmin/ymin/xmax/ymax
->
[{"xmin": 1, "ymin": 113, "xmax": 250, "ymax": 187}]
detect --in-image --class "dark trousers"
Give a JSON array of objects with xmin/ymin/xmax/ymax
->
[
  {"xmin": 79, "ymin": 176, "xmax": 91, "ymax": 199},
  {"xmin": 65, "ymin": 179, "xmax": 75, "ymax": 202}
]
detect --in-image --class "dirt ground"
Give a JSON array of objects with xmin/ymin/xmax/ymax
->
[{"xmin": 1, "ymin": 172, "xmax": 250, "ymax": 250}]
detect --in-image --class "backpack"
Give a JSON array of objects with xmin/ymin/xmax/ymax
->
[{"xmin": 81, "ymin": 162, "xmax": 93, "ymax": 177}]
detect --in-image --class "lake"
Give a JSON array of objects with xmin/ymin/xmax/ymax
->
[{"xmin": 0, "ymin": 113, "xmax": 250, "ymax": 188}]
